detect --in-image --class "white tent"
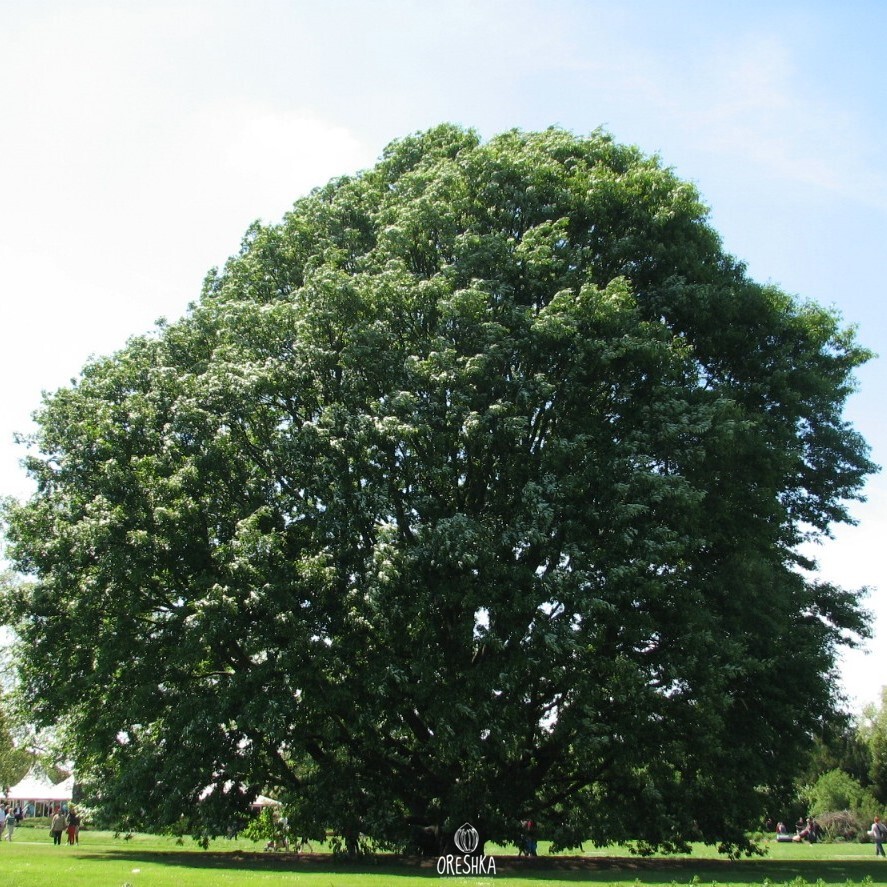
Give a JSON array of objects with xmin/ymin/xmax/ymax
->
[
  {"xmin": 3, "ymin": 769, "xmax": 73, "ymax": 816},
  {"xmin": 47, "ymin": 775, "xmax": 75, "ymax": 801}
]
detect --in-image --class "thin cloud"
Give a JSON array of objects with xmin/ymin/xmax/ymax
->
[{"xmin": 553, "ymin": 21, "xmax": 887, "ymax": 213}]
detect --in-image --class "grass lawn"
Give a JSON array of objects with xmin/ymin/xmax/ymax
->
[{"xmin": 0, "ymin": 826, "xmax": 884, "ymax": 886}]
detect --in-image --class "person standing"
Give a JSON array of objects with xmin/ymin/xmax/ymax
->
[
  {"xmin": 5, "ymin": 809, "xmax": 15, "ymax": 841},
  {"xmin": 66, "ymin": 807, "xmax": 80, "ymax": 845},
  {"xmin": 871, "ymin": 815, "xmax": 887, "ymax": 858},
  {"xmin": 50, "ymin": 808, "xmax": 66, "ymax": 845}
]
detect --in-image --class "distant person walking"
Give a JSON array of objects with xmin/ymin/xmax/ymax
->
[
  {"xmin": 871, "ymin": 815, "xmax": 887, "ymax": 858},
  {"xmin": 50, "ymin": 809, "xmax": 66, "ymax": 845},
  {"xmin": 5, "ymin": 809, "xmax": 15, "ymax": 840}
]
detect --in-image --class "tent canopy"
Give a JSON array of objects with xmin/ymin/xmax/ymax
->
[{"xmin": 3, "ymin": 769, "xmax": 73, "ymax": 802}]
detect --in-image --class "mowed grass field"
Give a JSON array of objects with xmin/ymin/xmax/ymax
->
[{"xmin": 0, "ymin": 826, "xmax": 884, "ymax": 886}]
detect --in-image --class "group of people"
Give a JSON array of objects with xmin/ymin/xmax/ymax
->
[
  {"xmin": 795, "ymin": 816, "xmax": 823, "ymax": 843},
  {"xmin": 0, "ymin": 806, "xmax": 23, "ymax": 840},
  {"xmin": 49, "ymin": 807, "xmax": 80, "ymax": 845},
  {"xmin": 773, "ymin": 814, "xmax": 887, "ymax": 857},
  {"xmin": 773, "ymin": 816, "xmax": 824, "ymax": 844}
]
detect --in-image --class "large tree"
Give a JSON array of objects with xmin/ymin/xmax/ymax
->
[{"xmin": 1, "ymin": 126, "xmax": 875, "ymax": 854}]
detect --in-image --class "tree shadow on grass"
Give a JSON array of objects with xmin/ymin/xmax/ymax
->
[{"xmin": 70, "ymin": 850, "xmax": 887, "ymax": 883}]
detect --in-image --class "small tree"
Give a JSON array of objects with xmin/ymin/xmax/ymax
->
[
  {"xmin": 860, "ymin": 687, "xmax": 887, "ymax": 804},
  {"xmin": 801, "ymin": 719, "xmax": 872, "ymax": 788},
  {"xmin": 804, "ymin": 768, "xmax": 879, "ymax": 821}
]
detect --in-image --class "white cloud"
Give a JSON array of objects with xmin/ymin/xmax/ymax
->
[
  {"xmin": 678, "ymin": 38, "xmax": 887, "ymax": 212},
  {"xmin": 554, "ymin": 20, "xmax": 887, "ymax": 213},
  {"xmin": 803, "ymin": 482, "xmax": 887, "ymax": 712},
  {"xmin": 194, "ymin": 102, "xmax": 373, "ymax": 224}
]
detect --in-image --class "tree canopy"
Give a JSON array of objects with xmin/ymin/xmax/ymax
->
[
  {"xmin": 0, "ymin": 125, "xmax": 876, "ymax": 854},
  {"xmin": 860, "ymin": 686, "xmax": 887, "ymax": 804},
  {"xmin": 0, "ymin": 693, "xmax": 31, "ymax": 793}
]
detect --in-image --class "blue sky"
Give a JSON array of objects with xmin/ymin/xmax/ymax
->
[{"xmin": 1, "ymin": 0, "xmax": 885, "ymax": 710}]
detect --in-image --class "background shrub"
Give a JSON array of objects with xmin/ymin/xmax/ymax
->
[{"xmin": 815, "ymin": 809, "xmax": 870, "ymax": 842}]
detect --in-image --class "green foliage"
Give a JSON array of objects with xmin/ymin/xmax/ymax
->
[
  {"xmin": 241, "ymin": 807, "xmax": 283, "ymax": 844},
  {"xmin": 803, "ymin": 769, "xmax": 879, "ymax": 820},
  {"xmin": 0, "ymin": 692, "xmax": 31, "ymax": 791},
  {"xmin": 800, "ymin": 720, "xmax": 872, "ymax": 788},
  {"xmin": 0, "ymin": 125, "xmax": 877, "ymax": 855},
  {"xmin": 859, "ymin": 687, "xmax": 887, "ymax": 803}
]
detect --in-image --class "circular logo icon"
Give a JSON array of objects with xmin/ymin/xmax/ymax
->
[{"xmin": 453, "ymin": 822, "xmax": 479, "ymax": 854}]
